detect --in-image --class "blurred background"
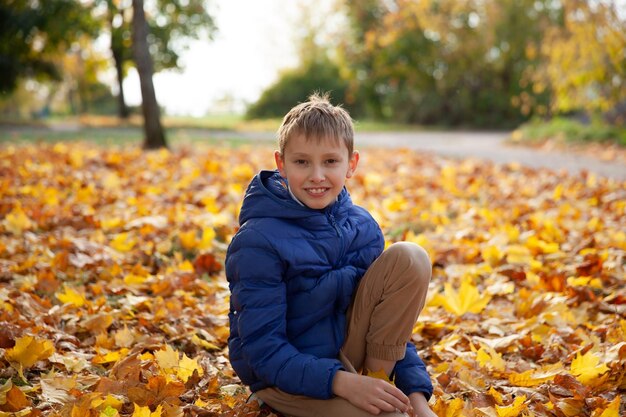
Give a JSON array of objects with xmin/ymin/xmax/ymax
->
[{"xmin": 1, "ymin": 0, "xmax": 625, "ymax": 147}]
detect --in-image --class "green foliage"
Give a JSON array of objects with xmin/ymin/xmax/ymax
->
[
  {"xmin": 245, "ymin": 58, "xmax": 350, "ymax": 119},
  {"xmin": 0, "ymin": 0, "xmax": 97, "ymax": 94},
  {"xmin": 336, "ymin": 0, "xmax": 558, "ymax": 128},
  {"xmin": 515, "ymin": 117, "xmax": 626, "ymax": 146}
]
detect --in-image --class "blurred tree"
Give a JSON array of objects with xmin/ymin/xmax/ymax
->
[
  {"xmin": 246, "ymin": 1, "xmax": 349, "ymax": 119},
  {"xmin": 337, "ymin": 0, "xmax": 558, "ymax": 127},
  {"xmin": 99, "ymin": 0, "xmax": 216, "ymax": 119},
  {"xmin": 335, "ymin": 0, "xmax": 389, "ymax": 119},
  {"xmin": 522, "ymin": 0, "xmax": 626, "ymax": 125},
  {"xmin": 58, "ymin": 39, "xmax": 114, "ymax": 114},
  {"xmin": 132, "ymin": 0, "xmax": 165, "ymax": 149},
  {"xmin": 246, "ymin": 58, "xmax": 349, "ymax": 119},
  {"xmin": 0, "ymin": 0, "xmax": 96, "ymax": 95}
]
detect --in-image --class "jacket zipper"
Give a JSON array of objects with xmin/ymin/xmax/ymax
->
[{"xmin": 327, "ymin": 212, "xmax": 341, "ymax": 237}]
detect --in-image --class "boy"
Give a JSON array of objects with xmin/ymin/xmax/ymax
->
[{"xmin": 226, "ymin": 93, "xmax": 435, "ymax": 417}]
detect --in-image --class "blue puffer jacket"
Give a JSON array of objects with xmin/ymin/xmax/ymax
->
[{"xmin": 226, "ymin": 170, "xmax": 433, "ymax": 400}]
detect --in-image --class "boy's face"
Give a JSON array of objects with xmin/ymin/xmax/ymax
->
[{"xmin": 275, "ymin": 134, "xmax": 359, "ymax": 210}]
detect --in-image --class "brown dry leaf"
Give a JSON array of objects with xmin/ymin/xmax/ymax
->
[{"xmin": 127, "ymin": 376, "xmax": 185, "ymax": 407}]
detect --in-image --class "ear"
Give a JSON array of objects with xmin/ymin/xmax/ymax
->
[
  {"xmin": 274, "ymin": 150, "xmax": 286, "ymax": 177},
  {"xmin": 346, "ymin": 151, "xmax": 360, "ymax": 178}
]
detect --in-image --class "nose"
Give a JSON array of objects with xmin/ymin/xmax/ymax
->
[{"xmin": 310, "ymin": 165, "xmax": 325, "ymax": 182}]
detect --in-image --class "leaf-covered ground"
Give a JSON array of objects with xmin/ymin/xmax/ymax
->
[{"xmin": 0, "ymin": 142, "xmax": 624, "ymax": 417}]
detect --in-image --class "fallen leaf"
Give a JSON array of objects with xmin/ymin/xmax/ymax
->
[
  {"xmin": 5, "ymin": 336, "xmax": 55, "ymax": 378},
  {"xmin": 570, "ymin": 350, "xmax": 609, "ymax": 385},
  {"xmin": 431, "ymin": 277, "xmax": 492, "ymax": 315},
  {"xmin": 496, "ymin": 395, "xmax": 527, "ymax": 417},
  {"xmin": 55, "ymin": 285, "xmax": 87, "ymax": 307}
]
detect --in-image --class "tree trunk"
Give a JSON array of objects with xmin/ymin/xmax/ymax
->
[
  {"xmin": 112, "ymin": 44, "xmax": 130, "ymax": 119},
  {"xmin": 131, "ymin": 0, "xmax": 167, "ymax": 149},
  {"xmin": 107, "ymin": 1, "xmax": 129, "ymax": 119}
]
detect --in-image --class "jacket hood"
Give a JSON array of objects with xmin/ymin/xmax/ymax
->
[{"xmin": 238, "ymin": 170, "xmax": 351, "ymax": 225}]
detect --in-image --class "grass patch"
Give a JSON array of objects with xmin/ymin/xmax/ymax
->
[
  {"xmin": 0, "ymin": 114, "xmax": 427, "ymax": 148},
  {"xmin": 1, "ymin": 113, "xmax": 425, "ymax": 134},
  {"xmin": 0, "ymin": 125, "xmax": 274, "ymax": 148},
  {"xmin": 512, "ymin": 117, "xmax": 626, "ymax": 146}
]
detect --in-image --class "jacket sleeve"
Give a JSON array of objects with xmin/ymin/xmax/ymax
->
[
  {"xmin": 228, "ymin": 227, "xmax": 344, "ymax": 399},
  {"xmin": 393, "ymin": 342, "xmax": 433, "ymax": 400}
]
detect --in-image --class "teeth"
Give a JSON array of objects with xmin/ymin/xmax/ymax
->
[{"xmin": 308, "ymin": 188, "xmax": 326, "ymax": 194}]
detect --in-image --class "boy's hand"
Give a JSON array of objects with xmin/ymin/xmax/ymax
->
[
  {"xmin": 332, "ymin": 370, "xmax": 411, "ymax": 415},
  {"xmin": 408, "ymin": 392, "xmax": 437, "ymax": 417}
]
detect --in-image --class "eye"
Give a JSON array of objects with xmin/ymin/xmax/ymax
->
[
  {"xmin": 294, "ymin": 159, "xmax": 308, "ymax": 165},
  {"xmin": 326, "ymin": 159, "xmax": 339, "ymax": 164}
]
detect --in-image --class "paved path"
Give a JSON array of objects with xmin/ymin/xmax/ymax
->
[{"xmin": 353, "ymin": 131, "xmax": 626, "ymax": 181}]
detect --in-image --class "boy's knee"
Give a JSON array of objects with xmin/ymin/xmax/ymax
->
[{"xmin": 386, "ymin": 242, "xmax": 432, "ymax": 284}]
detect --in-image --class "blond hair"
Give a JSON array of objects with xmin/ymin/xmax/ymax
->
[{"xmin": 277, "ymin": 92, "xmax": 354, "ymax": 156}]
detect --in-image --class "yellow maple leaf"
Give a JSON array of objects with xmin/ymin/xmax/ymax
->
[
  {"xmin": 110, "ymin": 232, "xmax": 136, "ymax": 252},
  {"xmin": 553, "ymin": 183, "xmax": 564, "ymax": 200},
  {"xmin": 131, "ymin": 404, "xmax": 162, "ymax": 417},
  {"xmin": 42, "ymin": 187, "xmax": 60, "ymax": 206},
  {"xmin": 178, "ymin": 260, "xmax": 195, "ymax": 272},
  {"xmin": 570, "ymin": 351, "xmax": 609, "ymax": 385},
  {"xmin": 496, "ymin": 395, "xmax": 527, "ymax": 417},
  {"xmin": 383, "ymin": 195, "xmax": 408, "ymax": 212},
  {"xmin": 90, "ymin": 394, "xmax": 124, "ymax": 411},
  {"xmin": 191, "ymin": 334, "xmax": 220, "ymax": 351},
  {"xmin": 431, "ymin": 278, "xmax": 492, "ymax": 316},
  {"xmin": 197, "ymin": 227, "xmax": 216, "ymax": 250},
  {"xmin": 526, "ymin": 235, "xmax": 559, "ymax": 255},
  {"xmin": 123, "ymin": 273, "xmax": 148, "ymax": 285},
  {"xmin": 2, "ymin": 205, "xmax": 33, "ymax": 235},
  {"xmin": 176, "ymin": 354, "xmax": 204, "ymax": 382},
  {"xmin": 567, "ymin": 276, "xmax": 603, "ymax": 289},
  {"xmin": 508, "ymin": 363, "xmax": 562, "ymax": 387},
  {"xmin": 101, "ymin": 217, "xmax": 123, "ymax": 231},
  {"xmin": 5, "ymin": 336, "xmax": 55, "ymax": 379},
  {"xmin": 593, "ymin": 396, "xmax": 621, "ymax": 417},
  {"xmin": 476, "ymin": 345, "xmax": 506, "ymax": 372},
  {"xmin": 155, "ymin": 345, "xmax": 179, "ymax": 371},
  {"xmin": 432, "ymin": 397, "xmax": 466, "ymax": 417},
  {"xmin": 481, "ymin": 245, "xmax": 503, "ymax": 267},
  {"xmin": 488, "ymin": 386, "xmax": 504, "ymax": 405},
  {"xmin": 56, "ymin": 285, "xmax": 87, "ymax": 307},
  {"xmin": 179, "ymin": 230, "xmax": 198, "ymax": 250},
  {"xmin": 232, "ymin": 163, "xmax": 254, "ymax": 182},
  {"xmin": 505, "ymin": 245, "xmax": 533, "ymax": 264},
  {"xmin": 92, "ymin": 348, "xmax": 129, "ymax": 364},
  {"xmin": 194, "ymin": 398, "xmax": 209, "ymax": 407}
]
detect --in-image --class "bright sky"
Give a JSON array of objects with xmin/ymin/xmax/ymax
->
[{"xmin": 124, "ymin": 0, "xmax": 305, "ymax": 116}]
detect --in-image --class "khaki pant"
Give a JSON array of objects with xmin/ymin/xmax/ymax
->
[{"xmin": 256, "ymin": 242, "xmax": 432, "ymax": 417}]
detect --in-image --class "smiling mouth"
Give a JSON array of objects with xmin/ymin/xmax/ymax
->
[{"xmin": 306, "ymin": 187, "xmax": 329, "ymax": 195}]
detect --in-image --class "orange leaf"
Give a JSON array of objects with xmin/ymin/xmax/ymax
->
[{"xmin": 0, "ymin": 384, "xmax": 31, "ymax": 412}]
